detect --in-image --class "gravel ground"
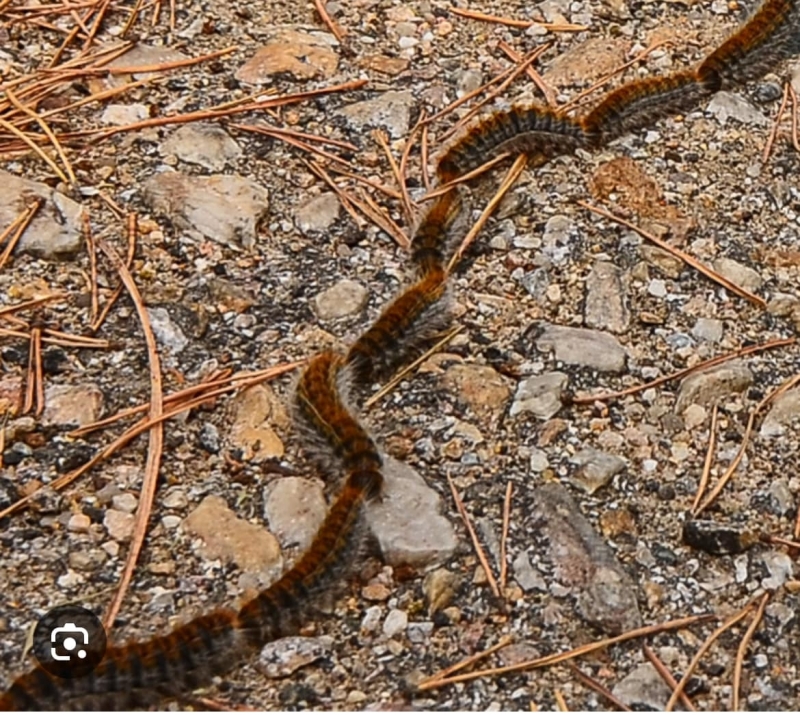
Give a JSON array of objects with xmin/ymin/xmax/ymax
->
[{"xmin": 1, "ymin": 0, "xmax": 800, "ymax": 710}]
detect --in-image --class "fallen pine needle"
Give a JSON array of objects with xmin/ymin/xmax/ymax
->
[
  {"xmin": 554, "ymin": 689, "xmax": 568, "ymax": 711},
  {"xmin": 691, "ymin": 402, "xmax": 718, "ymax": 514},
  {"xmin": 567, "ymin": 662, "xmax": 631, "ymax": 711},
  {"xmin": 732, "ymin": 592, "xmax": 770, "ymax": 711},
  {"xmin": 499, "ymin": 481, "xmax": 513, "ymax": 589},
  {"xmin": 419, "ymin": 634, "xmax": 513, "ymax": 687},
  {"xmin": 763, "ymin": 82, "xmax": 791, "ymax": 163},
  {"xmin": 449, "ymin": 7, "xmax": 587, "ymax": 32},
  {"xmin": 642, "ymin": 644, "xmax": 696, "ymax": 712}
]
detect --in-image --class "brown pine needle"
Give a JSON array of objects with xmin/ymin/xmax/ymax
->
[
  {"xmin": 0, "ymin": 293, "xmax": 66, "ymax": 318},
  {"xmin": 696, "ymin": 372, "xmax": 800, "ymax": 515},
  {"xmin": 732, "ymin": 592, "xmax": 770, "ymax": 711},
  {"xmin": 92, "ymin": 212, "xmax": 137, "ymax": 332},
  {"xmin": 421, "ymin": 121, "xmax": 431, "ymax": 190},
  {"xmin": 82, "ymin": 213, "xmax": 99, "ymax": 324},
  {"xmin": 423, "ymin": 154, "xmax": 511, "ymax": 200},
  {"xmin": 789, "ymin": 85, "xmax": 800, "ymax": 153},
  {"xmin": 498, "ymin": 41, "xmax": 557, "ymax": 108},
  {"xmin": 106, "ymin": 46, "xmax": 237, "ymax": 75},
  {"xmin": 691, "ymin": 402, "xmax": 718, "ymax": 514},
  {"xmin": 231, "ymin": 123, "xmax": 353, "ymax": 168},
  {"xmin": 23, "ymin": 327, "xmax": 42, "ymax": 415},
  {"xmin": 572, "ymin": 336, "xmax": 795, "ymax": 404},
  {"xmin": 354, "ymin": 187, "xmax": 410, "ymax": 249},
  {"xmin": 763, "ymin": 83, "xmax": 791, "ymax": 163},
  {"xmin": 554, "ymin": 689, "xmax": 569, "ymax": 711},
  {"xmin": 326, "ymin": 164, "xmax": 403, "ymax": 200},
  {"xmin": 0, "ymin": 198, "xmax": 44, "ymax": 270},
  {"xmin": 665, "ymin": 601, "xmax": 757, "ymax": 711},
  {"xmin": 763, "ymin": 534, "xmax": 800, "ymax": 549},
  {"xmin": 303, "ymin": 159, "xmax": 366, "ymax": 229},
  {"xmin": 449, "ymin": 7, "xmax": 587, "ymax": 32},
  {"xmin": 373, "ymin": 128, "xmax": 413, "ymax": 224},
  {"xmin": 420, "ymin": 634, "xmax": 513, "ymax": 687},
  {"xmin": 448, "ymin": 154, "xmax": 528, "ymax": 272},
  {"xmin": 97, "ymin": 238, "xmax": 164, "ymax": 633},
  {"xmin": 0, "ymin": 117, "xmax": 69, "ymax": 182},
  {"xmin": 365, "ymin": 326, "xmax": 462, "ymax": 408},
  {"xmin": 567, "ymin": 662, "xmax": 631, "ymax": 711},
  {"xmin": 642, "ymin": 644, "xmax": 697, "ymax": 712},
  {"xmin": 230, "ymin": 123, "xmax": 357, "ymax": 152},
  {"xmin": 399, "ymin": 113, "xmax": 425, "ymax": 219},
  {"xmin": 448, "ymin": 472, "xmax": 501, "ymax": 599},
  {"xmin": 313, "ymin": 0, "xmax": 344, "ymax": 42},
  {"xmin": 499, "ymin": 481, "xmax": 513, "ymax": 589},
  {"xmin": 579, "ymin": 201, "xmax": 766, "ymax": 308},
  {"xmin": 418, "ymin": 613, "xmax": 714, "ymax": 690}
]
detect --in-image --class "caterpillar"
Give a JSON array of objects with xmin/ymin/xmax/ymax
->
[{"xmin": 2, "ymin": 0, "xmax": 798, "ymax": 708}]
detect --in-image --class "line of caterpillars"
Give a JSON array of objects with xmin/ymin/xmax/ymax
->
[{"xmin": 2, "ymin": 0, "xmax": 798, "ymax": 708}]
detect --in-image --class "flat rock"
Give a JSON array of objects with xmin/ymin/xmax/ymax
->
[
  {"xmin": 236, "ymin": 29, "xmax": 338, "ymax": 83},
  {"xmin": 227, "ymin": 384, "xmax": 287, "ymax": 462},
  {"xmin": 612, "ymin": 663, "xmax": 673, "ymax": 710},
  {"xmin": 263, "ymin": 477, "xmax": 326, "ymax": 551},
  {"xmin": 161, "ymin": 123, "xmax": 242, "ymax": 171},
  {"xmin": 512, "ymin": 551, "xmax": 547, "ymax": 592},
  {"xmin": 366, "ymin": 456, "xmax": 457, "ymax": 568},
  {"xmin": 568, "ymin": 448, "xmax": 626, "ymax": 495},
  {"xmin": 142, "ymin": 171, "xmax": 269, "ymax": 249},
  {"xmin": 707, "ymin": 91, "xmax": 771, "ymax": 127},
  {"xmin": 146, "ymin": 307, "xmax": 188, "ymax": 354},
  {"xmin": 443, "ymin": 364, "xmax": 511, "ymax": 424},
  {"xmin": 692, "ymin": 317, "xmax": 723, "ymax": 343},
  {"xmin": 585, "ymin": 261, "xmax": 629, "ymax": 333},
  {"xmin": 760, "ymin": 387, "xmax": 800, "ymax": 437},
  {"xmin": 100, "ymin": 103, "xmax": 149, "ymax": 126},
  {"xmin": 510, "ymin": 372, "xmax": 568, "ymax": 420},
  {"xmin": 535, "ymin": 324, "xmax": 627, "ymax": 373},
  {"xmin": 104, "ymin": 509, "xmax": 135, "ymax": 542},
  {"xmin": 0, "ymin": 170, "xmax": 84, "ymax": 258},
  {"xmin": 183, "ymin": 495, "xmax": 282, "ymax": 577},
  {"xmin": 712, "ymin": 256, "xmax": 763, "ymax": 292},
  {"xmin": 533, "ymin": 482, "xmax": 641, "ymax": 634},
  {"xmin": 294, "ymin": 192, "xmax": 340, "ymax": 234},
  {"xmin": 675, "ymin": 360, "xmax": 753, "ymax": 413},
  {"xmin": 545, "ymin": 37, "xmax": 628, "ymax": 87},
  {"xmin": 256, "ymin": 636, "xmax": 332, "ymax": 678},
  {"xmin": 313, "ymin": 279, "xmax": 368, "ymax": 320},
  {"xmin": 337, "ymin": 90, "xmax": 415, "ymax": 139},
  {"xmin": 42, "ymin": 384, "xmax": 103, "ymax": 428}
]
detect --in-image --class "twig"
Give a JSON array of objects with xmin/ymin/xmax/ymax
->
[
  {"xmin": 567, "ymin": 662, "xmax": 631, "ymax": 711},
  {"xmin": 691, "ymin": 402, "xmax": 718, "ymax": 514},
  {"xmin": 417, "ymin": 613, "xmax": 714, "ymax": 690},
  {"xmin": 579, "ymin": 201, "xmax": 767, "ymax": 308},
  {"xmin": 96, "ymin": 238, "xmax": 164, "ymax": 633},
  {"xmin": 732, "ymin": 592, "xmax": 770, "ymax": 711},
  {"xmin": 448, "ymin": 154, "xmax": 528, "ymax": 272},
  {"xmin": 642, "ymin": 644, "xmax": 696, "ymax": 712},
  {"xmin": 313, "ymin": 0, "xmax": 344, "ymax": 42},
  {"xmin": 449, "ymin": 7, "xmax": 587, "ymax": 32},
  {"xmin": 572, "ymin": 337, "xmax": 795, "ymax": 404},
  {"xmin": 0, "ymin": 199, "xmax": 44, "ymax": 270},
  {"xmin": 447, "ymin": 472, "xmax": 501, "ymax": 599},
  {"xmin": 763, "ymin": 83, "xmax": 791, "ymax": 163},
  {"xmin": 665, "ymin": 601, "xmax": 757, "ymax": 711},
  {"xmin": 499, "ymin": 481, "xmax": 513, "ymax": 589},
  {"xmin": 419, "ymin": 634, "xmax": 513, "ymax": 687}
]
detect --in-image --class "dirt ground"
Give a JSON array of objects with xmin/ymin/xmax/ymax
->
[{"xmin": 1, "ymin": 0, "xmax": 800, "ymax": 710}]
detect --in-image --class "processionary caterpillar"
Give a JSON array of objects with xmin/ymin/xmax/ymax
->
[{"xmin": 2, "ymin": 0, "xmax": 798, "ymax": 708}]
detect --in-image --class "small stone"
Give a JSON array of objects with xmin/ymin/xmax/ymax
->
[
  {"xmin": 264, "ymin": 477, "xmax": 326, "ymax": 551},
  {"xmin": 760, "ymin": 388, "xmax": 800, "ymax": 437},
  {"xmin": 535, "ymin": 324, "xmax": 627, "ymax": 373},
  {"xmin": 183, "ymin": 495, "xmax": 282, "ymax": 578},
  {"xmin": 361, "ymin": 605, "xmax": 382, "ymax": 633},
  {"xmin": 100, "ymin": 103, "xmax": 149, "ymax": 125},
  {"xmin": 162, "ymin": 490, "xmax": 188, "ymax": 510},
  {"xmin": 236, "ymin": 29, "xmax": 338, "ymax": 83},
  {"xmin": 111, "ymin": 493, "xmax": 138, "ymax": 514},
  {"xmin": 313, "ymin": 279, "xmax": 368, "ymax": 320},
  {"xmin": 568, "ymin": 449, "xmax": 626, "ymax": 494},
  {"xmin": 161, "ymin": 123, "xmax": 242, "ymax": 171},
  {"xmin": 336, "ymin": 90, "xmax": 415, "ymax": 139},
  {"xmin": 762, "ymin": 551, "xmax": 794, "ymax": 590},
  {"xmin": 707, "ymin": 91, "xmax": 771, "ymax": 127},
  {"xmin": 146, "ymin": 307, "xmax": 188, "ymax": 355},
  {"xmin": 767, "ymin": 479, "xmax": 794, "ymax": 516},
  {"xmin": 648, "ymin": 278, "xmax": 667, "ymax": 298},
  {"xmin": 228, "ymin": 384, "xmax": 286, "ymax": 462},
  {"xmin": 613, "ymin": 663, "xmax": 673, "ymax": 711},
  {"xmin": 585, "ymin": 261, "xmax": 629, "ymax": 333},
  {"xmin": 67, "ymin": 513, "xmax": 91, "ymax": 533},
  {"xmin": 256, "ymin": 636, "xmax": 332, "ymax": 678},
  {"xmin": 382, "ymin": 608, "xmax": 408, "ymax": 638},
  {"xmin": 69, "ymin": 550, "xmax": 106, "ymax": 572},
  {"xmin": 42, "ymin": 384, "xmax": 104, "ymax": 428},
  {"xmin": 422, "ymin": 568, "xmax": 461, "ymax": 614},
  {"xmin": 712, "ymin": 257, "xmax": 763, "ymax": 292},
  {"xmin": 57, "ymin": 569, "xmax": 85, "ymax": 590},
  {"xmin": 408, "ymin": 622, "xmax": 434, "ymax": 643},
  {"xmin": 443, "ymin": 364, "xmax": 510, "ymax": 424},
  {"xmin": 529, "ymin": 448, "xmax": 549, "ymax": 472},
  {"xmin": 675, "ymin": 360, "xmax": 753, "ymax": 412},
  {"xmin": 362, "ymin": 583, "xmax": 391, "ymax": 601},
  {"xmin": 104, "ymin": 509, "xmax": 135, "ymax": 542},
  {"xmin": 682, "ymin": 520, "xmax": 758, "ymax": 555},
  {"xmin": 346, "ymin": 690, "xmax": 367, "ymax": 705},
  {"xmin": 510, "ymin": 372, "xmax": 568, "ymax": 420},
  {"xmin": 366, "ymin": 457, "xmax": 457, "ymax": 568},
  {"xmin": 692, "ymin": 317, "xmax": 723, "ymax": 343},
  {"xmin": 294, "ymin": 192, "xmax": 340, "ymax": 234},
  {"xmin": 513, "ymin": 552, "xmax": 547, "ymax": 592},
  {"xmin": 683, "ymin": 403, "xmax": 707, "ymax": 430}
]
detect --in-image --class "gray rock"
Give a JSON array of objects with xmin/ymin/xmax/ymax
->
[
  {"xmin": 142, "ymin": 171, "xmax": 269, "ymax": 249},
  {"xmin": 707, "ymin": 91, "xmax": 771, "ymax": 127},
  {"xmin": 536, "ymin": 324, "xmax": 627, "ymax": 373},
  {"xmin": 294, "ymin": 192, "xmax": 340, "ymax": 234},
  {"xmin": 542, "ymin": 214, "xmax": 575, "ymax": 246},
  {"xmin": 0, "ymin": 170, "xmax": 84, "ymax": 258},
  {"xmin": 612, "ymin": 663, "xmax": 673, "ymax": 710},
  {"xmin": 713, "ymin": 256, "xmax": 763, "ymax": 292},
  {"xmin": 568, "ymin": 448, "xmax": 626, "ymax": 495},
  {"xmin": 585, "ymin": 261, "xmax": 629, "ymax": 333},
  {"xmin": 768, "ymin": 478, "xmax": 794, "ymax": 516},
  {"xmin": 675, "ymin": 360, "xmax": 753, "ymax": 412},
  {"xmin": 104, "ymin": 509, "xmax": 135, "ymax": 542},
  {"xmin": 42, "ymin": 384, "xmax": 103, "ymax": 428},
  {"xmin": 263, "ymin": 477, "xmax": 327, "ymax": 551},
  {"xmin": 256, "ymin": 636, "xmax": 333, "ymax": 678},
  {"xmin": 313, "ymin": 279, "xmax": 368, "ymax": 320},
  {"xmin": 336, "ymin": 90, "xmax": 415, "ymax": 139},
  {"xmin": 512, "ymin": 551, "xmax": 547, "ymax": 592},
  {"xmin": 161, "ymin": 123, "xmax": 242, "ymax": 171},
  {"xmin": 146, "ymin": 307, "xmax": 189, "ymax": 354},
  {"xmin": 760, "ymin": 387, "xmax": 800, "ymax": 437},
  {"xmin": 366, "ymin": 456, "xmax": 457, "ymax": 567},
  {"xmin": 692, "ymin": 317, "xmax": 724, "ymax": 343},
  {"xmin": 762, "ymin": 551, "xmax": 794, "ymax": 590},
  {"xmin": 382, "ymin": 608, "xmax": 408, "ymax": 638},
  {"xmin": 533, "ymin": 482, "xmax": 641, "ymax": 634},
  {"xmin": 519, "ymin": 267, "xmax": 549, "ymax": 301},
  {"xmin": 100, "ymin": 103, "xmax": 149, "ymax": 125},
  {"xmin": 510, "ymin": 372, "xmax": 568, "ymax": 419}
]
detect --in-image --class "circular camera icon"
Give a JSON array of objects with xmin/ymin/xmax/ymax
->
[{"xmin": 32, "ymin": 605, "xmax": 106, "ymax": 679}]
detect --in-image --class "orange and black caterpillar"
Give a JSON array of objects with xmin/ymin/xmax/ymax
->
[{"xmin": 0, "ymin": 353, "xmax": 382, "ymax": 710}]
